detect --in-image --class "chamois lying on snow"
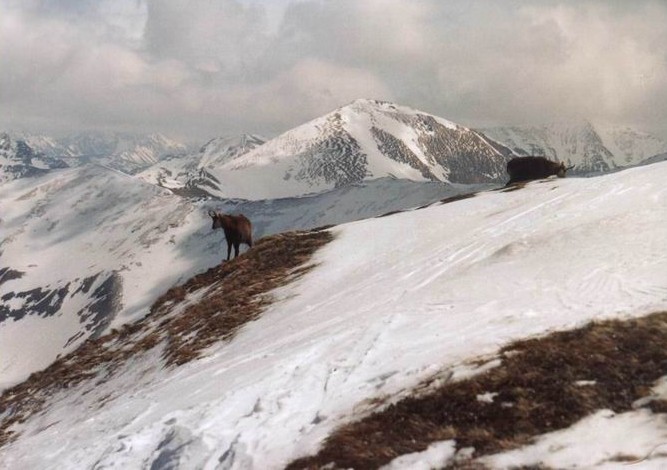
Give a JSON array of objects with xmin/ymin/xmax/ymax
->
[
  {"xmin": 208, "ymin": 210, "xmax": 253, "ymax": 260},
  {"xmin": 506, "ymin": 156, "xmax": 574, "ymax": 185}
]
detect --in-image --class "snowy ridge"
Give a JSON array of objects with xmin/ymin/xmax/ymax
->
[
  {"xmin": 483, "ymin": 120, "xmax": 667, "ymax": 174},
  {"xmin": 136, "ymin": 134, "xmax": 265, "ymax": 194},
  {"xmin": 205, "ymin": 99, "xmax": 514, "ymax": 200},
  {"xmin": 1, "ymin": 161, "xmax": 666, "ymax": 468},
  {"xmin": 199, "ymin": 134, "xmax": 266, "ymax": 168},
  {"xmin": 0, "ymin": 164, "xmax": 482, "ymax": 389},
  {"xmin": 640, "ymin": 152, "xmax": 667, "ymax": 167},
  {"xmin": 213, "ymin": 178, "xmax": 494, "ymax": 238}
]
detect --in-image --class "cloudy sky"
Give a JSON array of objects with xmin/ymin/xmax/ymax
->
[{"xmin": 1, "ymin": 0, "xmax": 666, "ymax": 142}]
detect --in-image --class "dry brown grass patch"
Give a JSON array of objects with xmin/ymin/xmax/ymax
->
[
  {"xmin": 288, "ymin": 312, "xmax": 667, "ymax": 469},
  {"xmin": 0, "ymin": 228, "xmax": 333, "ymax": 448},
  {"xmin": 153, "ymin": 228, "xmax": 333, "ymax": 366}
]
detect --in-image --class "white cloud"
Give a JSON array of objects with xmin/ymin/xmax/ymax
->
[{"xmin": 220, "ymin": 58, "xmax": 394, "ymax": 133}]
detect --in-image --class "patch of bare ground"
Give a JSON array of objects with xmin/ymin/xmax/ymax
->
[
  {"xmin": 415, "ymin": 192, "xmax": 478, "ymax": 210},
  {"xmin": 287, "ymin": 311, "xmax": 667, "ymax": 470},
  {"xmin": 498, "ymin": 182, "xmax": 527, "ymax": 192},
  {"xmin": 379, "ymin": 191, "xmax": 479, "ymax": 217},
  {"xmin": 438, "ymin": 192, "xmax": 477, "ymax": 205},
  {"xmin": 0, "ymin": 228, "xmax": 333, "ymax": 449}
]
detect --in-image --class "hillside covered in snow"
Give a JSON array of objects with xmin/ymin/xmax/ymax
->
[
  {"xmin": 0, "ymin": 162, "xmax": 485, "ymax": 389},
  {"xmin": 0, "ymin": 166, "xmax": 215, "ymax": 388},
  {"xmin": 1, "ymin": 161, "xmax": 666, "ymax": 469}
]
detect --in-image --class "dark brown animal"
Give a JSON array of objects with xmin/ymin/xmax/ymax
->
[
  {"xmin": 506, "ymin": 156, "xmax": 574, "ymax": 185},
  {"xmin": 208, "ymin": 210, "xmax": 253, "ymax": 260}
]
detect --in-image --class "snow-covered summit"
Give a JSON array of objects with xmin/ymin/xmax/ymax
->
[{"xmin": 204, "ymin": 99, "xmax": 514, "ymax": 200}]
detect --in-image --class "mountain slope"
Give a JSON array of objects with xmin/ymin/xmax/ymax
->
[
  {"xmin": 597, "ymin": 125, "xmax": 667, "ymax": 165},
  {"xmin": 483, "ymin": 121, "xmax": 667, "ymax": 173},
  {"xmin": 204, "ymin": 99, "xmax": 513, "ymax": 200},
  {"xmin": 0, "ymin": 133, "xmax": 68, "ymax": 183},
  {"xmin": 199, "ymin": 134, "xmax": 266, "ymax": 168},
  {"xmin": 0, "ymin": 166, "xmax": 218, "ymax": 388},
  {"xmin": 0, "ymin": 165, "xmax": 483, "ymax": 389},
  {"xmin": 210, "ymin": 178, "xmax": 494, "ymax": 237},
  {"xmin": 1, "ymin": 161, "xmax": 666, "ymax": 469}
]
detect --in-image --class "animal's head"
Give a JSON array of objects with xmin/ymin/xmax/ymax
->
[
  {"xmin": 556, "ymin": 162, "xmax": 575, "ymax": 178},
  {"xmin": 208, "ymin": 210, "xmax": 224, "ymax": 229}
]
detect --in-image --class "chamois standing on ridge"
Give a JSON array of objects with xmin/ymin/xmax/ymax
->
[
  {"xmin": 506, "ymin": 156, "xmax": 574, "ymax": 185},
  {"xmin": 208, "ymin": 210, "xmax": 253, "ymax": 261}
]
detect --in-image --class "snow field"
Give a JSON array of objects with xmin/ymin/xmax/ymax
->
[{"xmin": 2, "ymin": 162, "xmax": 667, "ymax": 468}]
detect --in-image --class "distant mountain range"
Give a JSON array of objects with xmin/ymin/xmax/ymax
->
[
  {"xmin": 3, "ymin": 102, "xmax": 667, "ymax": 196},
  {"xmin": 482, "ymin": 120, "xmax": 667, "ymax": 174},
  {"xmin": 149, "ymin": 102, "xmax": 667, "ymax": 201},
  {"xmin": 1, "ymin": 131, "xmax": 189, "ymax": 177}
]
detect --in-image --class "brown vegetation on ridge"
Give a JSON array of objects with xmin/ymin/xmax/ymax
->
[
  {"xmin": 288, "ymin": 311, "xmax": 667, "ymax": 469},
  {"xmin": 0, "ymin": 228, "xmax": 334, "ymax": 448}
]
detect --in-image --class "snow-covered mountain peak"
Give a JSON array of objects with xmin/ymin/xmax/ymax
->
[
  {"xmin": 226, "ymin": 99, "xmax": 466, "ymax": 169},
  {"xmin": 202, "ymin": 100, "xmax": 513, "ymax": 200},
  {"xmin": 339, "ymin": 98, "xmax": 460, "ymax": 130}
]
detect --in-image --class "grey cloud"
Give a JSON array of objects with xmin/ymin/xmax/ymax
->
[
  {"xmin": 1, "ymin": 0, "xmax": 666, "ymax": 141},
  {"xmin": 143, "ymin": 0, "xmax": 268, "ymax": 76}
]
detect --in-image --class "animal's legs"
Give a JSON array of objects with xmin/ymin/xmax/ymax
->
[
  {"xmin": 226, "ymin": 241, "xmax": 232, "ymax": 260},
  {"xmin": 233, "ymin": 242, "xmax": 240, "ymax": 258}
]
